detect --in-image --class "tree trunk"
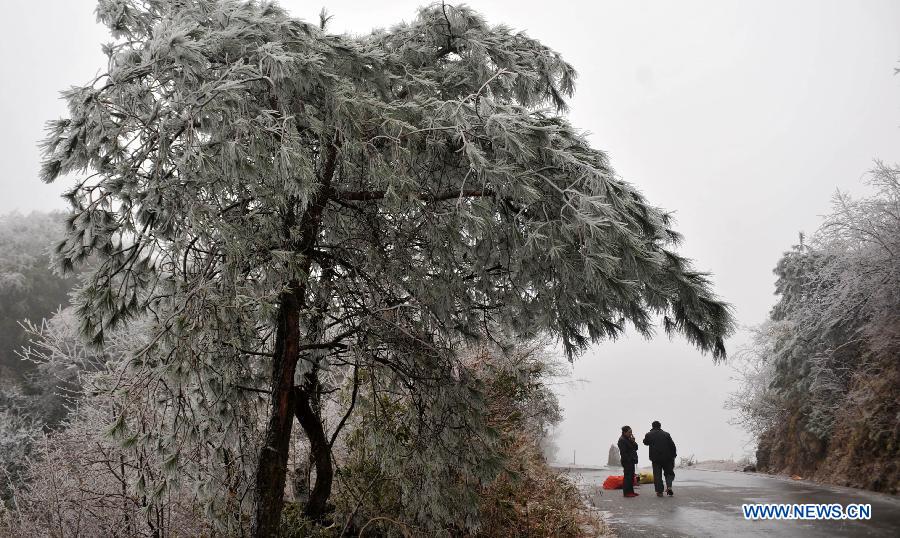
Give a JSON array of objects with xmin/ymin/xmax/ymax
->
[
  {"xmin": 251, "ymin": 287, "xmax": 302, "ymax": 537},
  {"xmin": 251, "ymin": 136, "xmax": 340, "ymax": 537},
  {"xmin": 293, "ymin": 382, "xmax": 334, "ymax": 521},
  {"xmin": 293, "ymin": 261, "xmax": 336, "ymax": 521}
]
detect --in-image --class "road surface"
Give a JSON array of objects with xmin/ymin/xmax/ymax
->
[{"xmin": 566, "ymin": 467, "xmax": 900, "ymax": 537}]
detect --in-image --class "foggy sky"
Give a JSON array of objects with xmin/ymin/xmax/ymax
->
[{"xmin": 2, "ymin": 0, "xmax": 899, "ymax": 464}]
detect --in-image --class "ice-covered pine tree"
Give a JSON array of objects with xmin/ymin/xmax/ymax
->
[{"xmin": 41, "ymin": 1, "xmax": 733, "ymax": 534}]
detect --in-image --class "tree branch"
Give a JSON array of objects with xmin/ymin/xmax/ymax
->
[
  {"xmin": 336, "ymin": 188, "xmax": 493, "ymax": 203},
  {"xmin": 298, "ymin": 326, "xmax": 360, "ymax": 352},
  {"xmin": 329, "ymin": 365, "xmax": 360, "ymax": 448},
  {"xmin": 236, "ymin": 347, "xmax": 275, "ymax": 358},
  {"xmin": 234, "ymin": 384, "xmax": 272, "ymax": 395}
]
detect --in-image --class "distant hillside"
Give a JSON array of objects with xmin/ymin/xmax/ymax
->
[
  {"xmin": 0, "ymin": 211, "xmax": 73, "ymax": 382},
  {"xmin": 729, "ymin": 164, "xmax": 900, "ymax": 494}
]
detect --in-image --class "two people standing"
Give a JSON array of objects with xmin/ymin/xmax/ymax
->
[{"xmin": 617, "ymin": 420, "xmax": 678, "ymax": 498}]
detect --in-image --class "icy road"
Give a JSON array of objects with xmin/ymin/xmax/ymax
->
[{"xmin": 568, "ymin": 467, "xmax": 900, "ymax": 537}]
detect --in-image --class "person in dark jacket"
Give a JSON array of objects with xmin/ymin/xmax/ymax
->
[
  {"xmin": 643, "ymin": 420, "xmax": 677, "ymax": 497},
  {"xmin": 617, "ymin": 425, "xmax": 639, "ymax": 497}
]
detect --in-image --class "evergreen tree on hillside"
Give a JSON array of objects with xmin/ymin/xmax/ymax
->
[
  {"xmin": 41, "ymin": 1, "xmax": 733, "ymax": 533},
  {"xmin": 729, "ymin": 162, "xmax": 900, "ymax": 492}
]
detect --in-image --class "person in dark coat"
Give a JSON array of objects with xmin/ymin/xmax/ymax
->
[
  {"xmin": 617, "ymin": 425, "xmax": 639, "ymax": 497},
  {"xmin": 643, "ymin": 420, "xmax": 677, "ymax": 497}
]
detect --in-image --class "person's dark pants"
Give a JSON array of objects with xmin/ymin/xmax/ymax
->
[
  {"xmin": 623, "ymin": 462, "xmax": 635, "ymax": 495},
  {"xmin": 652, "ymin": 459, "xmax": 675, "ymax": 493}
]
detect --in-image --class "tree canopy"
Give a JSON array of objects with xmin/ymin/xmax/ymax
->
[{"xmin": 40, "ymin": 0, "xmax": 733, "ymax": 533}]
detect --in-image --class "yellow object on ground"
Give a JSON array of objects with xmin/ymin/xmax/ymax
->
[{"xmin": 638, "ymin": 472, "xmax": 654, "ymax": 484}]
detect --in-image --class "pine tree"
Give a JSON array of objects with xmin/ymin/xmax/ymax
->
[{"xmin": 41, "ymin": 1, "xmax": 733, "ymax": 533}]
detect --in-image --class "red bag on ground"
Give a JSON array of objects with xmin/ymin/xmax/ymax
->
[{"xmin": 602, "ymin": 475, "xmax": 625, "ymax": 490}]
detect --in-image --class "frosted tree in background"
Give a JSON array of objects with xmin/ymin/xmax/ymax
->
[
  {"xmin": 730, "ymin": 162, "xmax": 900, "ymax": 492},
  {"xmin": 40, "ymin": 0, "xmax": 732, "ymax": 533},
  {"xmin": 0, "ymin": 211, "xmax": 74, "ymax": 381},
  {"xmin": 1, "ymin": 309, "xmax": 266, "ymax": 537}
]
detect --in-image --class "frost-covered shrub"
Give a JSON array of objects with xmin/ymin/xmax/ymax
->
[
  {"xmin": 328, "ymin": 342, "xmax": 598, "ymax": 537},
  {"xmin": 0, "ymin": 396, "xmax": 42, "ymax": 501},
  {"xmin": 1, "ymin": 309, "xmax": 268, "ymax": 537}
]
